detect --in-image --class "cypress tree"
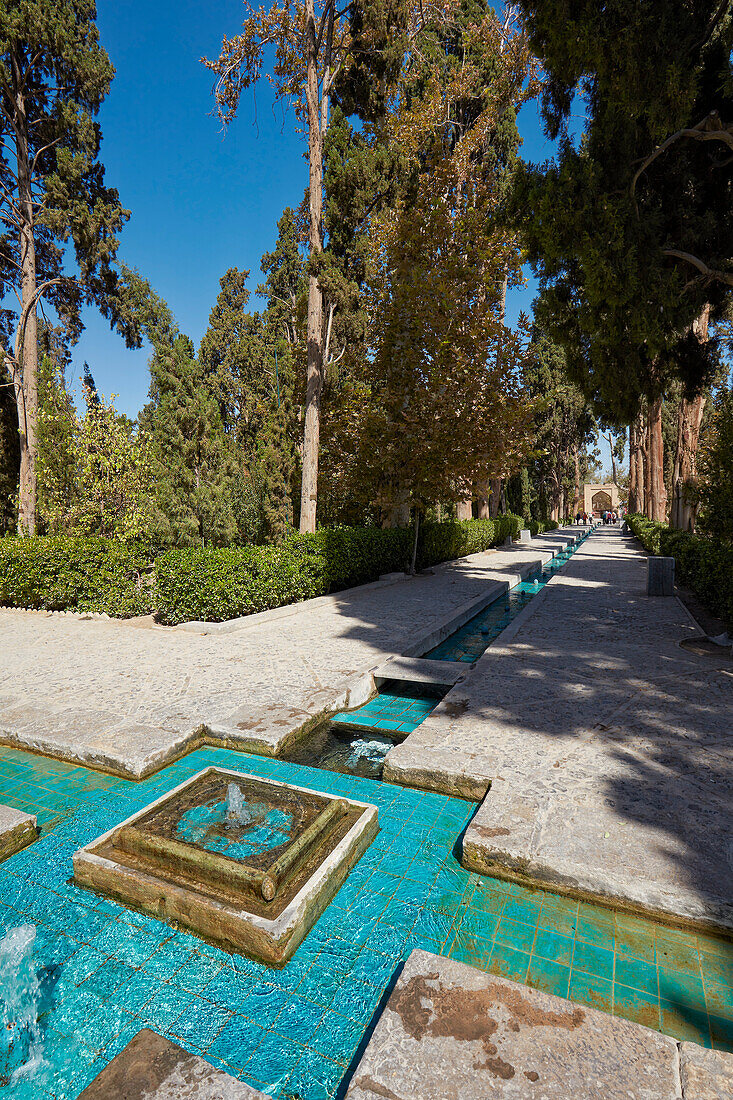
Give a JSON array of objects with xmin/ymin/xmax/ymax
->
[
  {"xmin": 199, "ymin": 266, "xmax": 297, "ymax": 543},
  {"xmin": 0, "ymin": 1, "xmax": 132, "ymax": 533},
  {"xmin": 515, "ymin": 0, "xmax": 733, "ymax": 419},
  {"xmin": 141, "ymin": 335, "xmax": 237, "ymax": 547},
  {"xmin": 0, "ymin": 360, "xmax": 18, "ymax": 533}
]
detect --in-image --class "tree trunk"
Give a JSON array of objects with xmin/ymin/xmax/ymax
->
[
  {"xmin": 455, "ymin": 499, "xmax": 472, "ymax": 521},
  {"xmin": 476, "ymin": 482, "xmax": 490, "ymax": 519},
  {"xmin": 489, "ymin": 477, "xmax": 501, "ymax": 518},
  {"xmin": 669, "ymin": 306, "xmax": 709, "ymax": 532},
  {"xmin": 629, "ymin": 408, "xmax": 645, "ymax": 514},
  {"xmin": 13, "ymin": 48, "xmax": 38, "ymax": 536},
  {"xmin": 646, "ymin": 395, "xmax": 667, "ymax": 522},
  {"xmin": 298, "ymin": 0, "xmax": 326, "ymax": 534},
  {"xmin": 410, "ymin": 510, "xmax": 420, "ymax": 574},
  {"xmin": 628, "ymin": 415, "xmax": 639, "ymax": 512},
  {"xmin": 572, "ymin": 448, "xmax": 580, "ymax": 515}
]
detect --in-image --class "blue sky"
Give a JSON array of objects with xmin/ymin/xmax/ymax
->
[{"xmin": 68, "ymin": 2, "xmax": 616, "ymax": 470}]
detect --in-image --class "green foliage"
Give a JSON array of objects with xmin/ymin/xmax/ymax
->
[
  {"xmin": 0, "ymin": 0, "xmax": 133, "ymax": 347},
  {"xmin": 0, "ymin": 359, "xmax": 18, "ymax": 533},
  {"xmin": 0, "ymin": 536, "xmax": 153, "ymax": 617},
  {"xmin": 627, "ymin": 513, "xmax": 733, "ymax": 628},
  {"xmin": 37, "ymin": 367, "xmax": 154, "ymax": 540},
  {"xmin": 141, "ymin": 334, "xmax": 238, "ymax": 547},
  {"xmin": 154, "ymin": 539, "xmax": 329, "ymax": 626},
  {"xmin": 199, "ymin": 264, "xmax": 297, "ymax": 543},
  {"xmin": 697, "ymin": 385, "xmax": 733, "ymax": 541},
  {"xmin": 515, "ymin": 1, "xmax": 733, "ymax": 417}
]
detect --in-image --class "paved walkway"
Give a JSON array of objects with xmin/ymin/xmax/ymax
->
[
  {"xmin": 0, "ymin": 537, "xmax": 569, "ymax": 779},
  {"xmin": 385, "ymin": 527, "xmax": 733, "ymax": 932}
]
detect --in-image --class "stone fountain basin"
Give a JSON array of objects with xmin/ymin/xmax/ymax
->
[{"xmin": 72, "ymin": 766, "xmax": 378, "ymax": 966}]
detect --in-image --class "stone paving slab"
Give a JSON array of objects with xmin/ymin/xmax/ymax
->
[
  {"xmin": 77, "ymin": 1028, "xmax": 270, "ymax": 1099},
  {"xmin": 679, "ymin": 1043, "xmax": 733, "ymax": 1099},
  {"xmin": 0, "ymin": 801, "xmax": 37, "ymax": 860},
  {"xmin": 371, "ymin": 656, "xmax": 467, "ymax": 686},
  {"xmin": 0, "ymin": 538, "xmax": 564, "ymax": 779},
  {"xmin": 384, "ymin": 528, "xmax": 733, "ymax": 932},
  {"xmin": 345, "ymin": 949, "xmax": 681, "ymax": 1100}
]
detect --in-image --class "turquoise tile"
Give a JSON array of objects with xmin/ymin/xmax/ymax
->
[
  {"xmin": 208, "ymin": 1014, "xmax": 265, "ymax": 1070},
  {"xmin": 494, "ymin": 917, "xmax": 536, "ymax": 954},
  {"xmin": 569, "ymin": 970, "xmax": 613, "ymax": 1014},
  {"xmin": 710, "ymin": 1013, "xmax": 733, "ymax": 1050},
  {"xmin": 614, "ymin": 954, "xmax": 657, "ymax": 995},
  {"xmin": 613, "ymin": 983, "xmax": 661, "ymax": 1031},
  {"xmin": 246, "ymin": 1025, "xmax": 301, "ymax": 1086},
  {"xmin": 528, "ymin": 956, "xmax": 571, "ymax": 999},
  {"xmin": 572, "ymin": 940, "xmax": 614, "ymax": 981},
  {"xmin": 170, "ymin": 1001, "xmax": 233, "ymax": 1051},
  {"xmin": 534, "ymin": 928, "xmax": 574, "ymax": 967},
  {"xmin": 487, "ymin": 942, "xmax": 530, "ymax": 983},
  {"xmin": 659, "ymin": 967, "xmax": 707, "ymax": 1011}
]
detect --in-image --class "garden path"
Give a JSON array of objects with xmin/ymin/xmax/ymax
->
[{"xmin": 385, "ymin": 527, "xmax": 733, "ymax": 932}]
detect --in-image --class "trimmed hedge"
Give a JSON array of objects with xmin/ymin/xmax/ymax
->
[
  {"xmin": 0, "ymin": 536, "xmax": 153, "ymax": 617},
  {"xmin": 155, "ymin": 517, "xmax": 528, "ymax": 624},
  {"xmin": 626, "ymin": 514, "xmax": 733, "ymax": 629},
  {"xmin": 1, "ymin": 515, "xmax": 551, "ymax": 625}
]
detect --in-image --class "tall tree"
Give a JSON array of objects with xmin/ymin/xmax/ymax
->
[
  {"xmin": 525, "ymin": 326, "xmax": 595, "ymax": 521},
  {"xmin": 199, "ymin": 266, "xmax": 297, "ymax": 542},
  {"xmin": 515, "ymin": 1, "xmax": 733, "ymax": 420},
  {"xmin": 35, "ymin": 324, "xmax": 76, "ymax": 532},
  {"xmin": 0, "ymin": 356, "xmax": 17, "ymax": 531},
  {"xmin": 327, "ymin": 4, "xmax": 536, "ymax": 532},
  {"xmin": 0, "ymin": 1, "xmax": 132, "ymax": 533},
  {"xmin": 204, "ymin": 1, "xmax": 412, "ymax": 532}
]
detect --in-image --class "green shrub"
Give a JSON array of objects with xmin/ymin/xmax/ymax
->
[
  {"xmin": 155, "ymin": 516, "xmax": 530, "ymax": 624},
  {"xmin": 312, "ymin": 527, "xmax": 413, "ymax": 589},
  {"xmin": 0, "ymin": 536, "xmax": 153, "ymax": 617},
  {"xmin": 626, "ymin": 513, "xmax": 733, "ymax": 628},
  {"xmin": 154, "ymin": 539, "xmax": 329, "ymax": 625},
  {"xmin": 0, "ymin": 515, "xmax": 546, "ymax": 625},
  {"xmin": 527, "ymin": 519, "xmax": 559, "ymax": 536}
]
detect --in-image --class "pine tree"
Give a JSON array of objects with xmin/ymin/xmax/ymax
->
[
  {"xmin": 141, "ymin": 335, "xmax": 237, "ymax": 547},
  {"xmin": 0, "ymin": 1, "xmax": 133, "ymax": 533}
]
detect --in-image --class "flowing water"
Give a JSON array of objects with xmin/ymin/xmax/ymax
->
[{"xmin": 0, "ymin": 924, "xmax": 45, "ymax": 1086}]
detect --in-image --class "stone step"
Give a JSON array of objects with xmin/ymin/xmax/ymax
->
[
  {"xmin": 371, "ymin": 656, "xmax": 467, "ymax": 687},
  {"xmin": 77, "ymin": 1029, "xmax": 270, "ymax": 1099},
  {"xmin": 345, "ymin": 949, "xmax": 732, "ymax": 1100},
  {"xmin": 0, "ymin": 802, "xmax": 37, "ymax": 861}
]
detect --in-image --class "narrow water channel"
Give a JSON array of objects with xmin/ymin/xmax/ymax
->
[{"xmin": 285, "ymin": 531, "xmax": 591, "ymax": 779}]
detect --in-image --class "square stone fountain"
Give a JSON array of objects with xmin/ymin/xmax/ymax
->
[{"xmin": 73, "ymin": 767, "xmax": 378, "ymax": 965}]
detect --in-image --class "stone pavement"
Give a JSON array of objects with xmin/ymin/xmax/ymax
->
[
  {"xmin": 385, "ymin": 527, "xmax": 733, "ymax": 932},
  {"xmin": 0, "ymin": 536, "xmax": 569, "ymax": 779},
  {"xmin": 345, "ymin": 949, "xmax": 733, "ymax": 1100},
  {"xmin": 78, "ymin": 1028, "xmax": 270, "ymax": 1099}
]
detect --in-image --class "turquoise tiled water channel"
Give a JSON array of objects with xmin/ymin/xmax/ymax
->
[
  {"xmin": 0, "ymin": 744, "xmax": 731, "ymax": 1100},
  {"xmin": 425, "ymin": 578, "xmax": 544, "ymax": 662},
  {"xmin": 332, "ymin": 685, "xmax": 440, "ymax": 736}
]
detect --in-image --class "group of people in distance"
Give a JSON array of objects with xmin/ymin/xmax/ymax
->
[{"xmin": 574, "ymin": 509, "xmax": 621, "ymax": 525}]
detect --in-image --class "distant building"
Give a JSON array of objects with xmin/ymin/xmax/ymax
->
[{"xmin": 581, "ymin": 483, "xmax": 621, "ymax": 515}]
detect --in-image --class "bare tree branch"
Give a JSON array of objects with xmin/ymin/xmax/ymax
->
[
  {"xmin": 631, "ymin": 111, "xmax": 733, "ymax": 195},
  {"xmin": 663, "ymin": 248, "xmax": 733, "ymax": 287}
]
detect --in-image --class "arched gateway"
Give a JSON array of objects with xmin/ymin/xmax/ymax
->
[{"xmin": 581, "ymin": 482, "xmax": 620, "ymax": 515}]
